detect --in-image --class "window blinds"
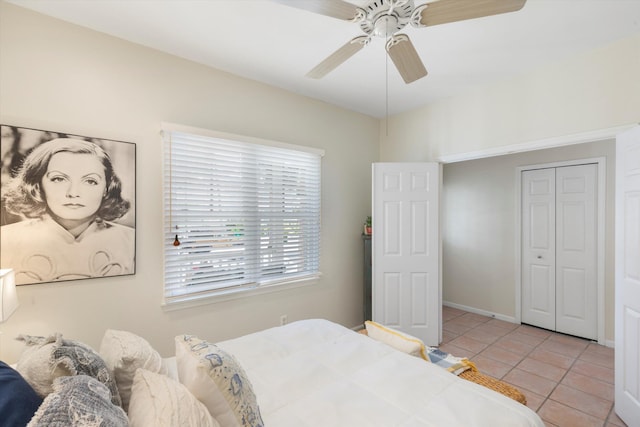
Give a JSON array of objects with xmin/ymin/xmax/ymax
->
[{"xmin": 163, "ymin": 129, "xmax": 322, "ymax": 304}]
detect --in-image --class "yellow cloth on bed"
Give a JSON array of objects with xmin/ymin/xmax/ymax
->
[{"xmin": 363, "ymin": 321, "xmax": 476, "ymax": 376}]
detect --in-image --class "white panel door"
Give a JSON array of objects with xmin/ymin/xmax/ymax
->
[
  {"xmin": 522, "ymin": 168, "xmax": 556, "ymax": 330},
  {"xmin": 522, "ymin": 165, "xmax": 598, "ymax": 340},
  {"xmin": 615, "ymin": 126, "xmax": 640, "ymax": 427},
  {"xmin": 555, "ymin": 164, "xmax": 597, "ymax": 340},
  {"xmin": 372, "ymin": 163, "xmax": 441, "ymax": 346}
]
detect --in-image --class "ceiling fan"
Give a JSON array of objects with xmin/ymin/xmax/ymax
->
[{"xmin": 273, "ymin": 0, "xmax": 527, "ymax": 83}]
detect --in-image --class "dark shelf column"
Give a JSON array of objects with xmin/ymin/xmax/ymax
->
[{"xmin": 362, "ymin": 234, "xmax": 372, "ymax": 322}]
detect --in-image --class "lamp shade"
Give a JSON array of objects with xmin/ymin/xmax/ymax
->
[{"xmin": 0, "ymin": 269, "xmax": 18, "ymax": 322}]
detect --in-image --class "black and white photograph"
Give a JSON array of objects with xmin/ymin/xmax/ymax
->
[{"xmin": 0, "ymin": 125, "xmax": 136, "ymax": 285}]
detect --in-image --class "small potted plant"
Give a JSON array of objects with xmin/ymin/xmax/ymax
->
[{"xmin": 364, "ymin": 216, "xmax": 372, "ymax": 235}]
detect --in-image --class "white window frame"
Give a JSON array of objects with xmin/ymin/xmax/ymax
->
[{"xmin": 161, "ymin": 123, "xmax": 324, "ymax": 309}]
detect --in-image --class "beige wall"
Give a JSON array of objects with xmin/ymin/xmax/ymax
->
[
  {"xmin": 443, "ymin": 140, "xmax": 616, "ymax": 341},
  {"xmin": 380, "ymin": 33, "xmax": 639, "ymax": 162},
  {"xmin": 0, "ymin": 3, "xmax": 379, "ymax": 362},
  {"xmin": 379, "ymin": 32, "xmax": 639, "ymax": 344}
]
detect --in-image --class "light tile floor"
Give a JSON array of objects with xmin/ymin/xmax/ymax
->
[{"xmin": 440, "ymin": 306, "xmax": 626, "ymax": 427}]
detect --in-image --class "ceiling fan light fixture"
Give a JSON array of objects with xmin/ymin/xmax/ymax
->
[
  {"xmin": 372, "ymin": 15, "xmax": 401, "ymax": 37},
  {"xmin": 280, "ymin": 0, "xmax": 527, "ymax": 84},
  {"xmin": 360, "ymin": 0, "xmax": 415, "ymax": 36}
]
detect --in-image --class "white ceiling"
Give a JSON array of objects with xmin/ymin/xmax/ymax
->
[{"xmin": 6, "ymin": 0, "xmax": 640, "ymax": 118}]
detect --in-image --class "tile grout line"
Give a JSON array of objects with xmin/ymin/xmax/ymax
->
[
  {"xmin": 530, "ymin": 333, "xmax": 555, "ymax": 413},
  {"xmin": 443, "ymin": 311, "xmax": 617, "ymax": 426},
  {"xmin": 541, "ymin": 339, "xmax": 620, "ymax": 427}
]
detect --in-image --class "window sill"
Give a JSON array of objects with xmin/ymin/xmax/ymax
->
[{"xmin": 161, "ymin": 274, "xmax": 320, "ymax": 312}]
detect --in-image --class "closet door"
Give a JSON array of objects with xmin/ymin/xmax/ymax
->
[
  {"xmin": 521, "ymin": 164, "xmax": 598, "ymax": 340},
  {"xmin": 522, "ymin": 168, "xmax": 556, "ymax": 331},
  {"xmin": 555, "ymin": 164, "xmax": 597, "ymax": 339}
]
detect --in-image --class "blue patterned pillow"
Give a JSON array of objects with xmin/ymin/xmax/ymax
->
[
  {"xmin": 176, "ymin": 335, "xmax": 263, "ymax": 427},
  {"xmin": 28, "ymin": 375, "xmax": 128, "ymax": 427},
  {"xmin": 0, "ymin": 361, "xmax": 43, "ymax": 427}
]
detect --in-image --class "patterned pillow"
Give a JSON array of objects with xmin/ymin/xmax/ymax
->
[
  {"xmin": 15, "ymin": 334, "xmax": 61, "ymax": 397},
  {"xmin": 175, "ymin": 335, "xmax": 264, "ymax": 427},
  {"xmin": 16, "ymin": 333, "xmax": 121, "ymax": 407},
  {"xmin": 27, "ymin": 375, "xmax": 128, "ymax": 427},
  {"xmin": 99, "ymin": 329, "xmax": 168, "ymax": 411},
  {"xmin": 128, "ymin": 368, "xmax": 220, "ymax": 427}
]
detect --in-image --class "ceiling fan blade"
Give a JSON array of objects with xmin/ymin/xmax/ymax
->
[
  {"xmin": 271, "ymin": 0, "xmax": 362, "ymax": 21},
  {"xmin": 386, "ymin": 34, "xmax": 428, "ymax": 84},
  {"xmin": 307, "ymin": 36, "xmax": 370, "ymax": 79},
  {"xmin": 413, "ymin": 0, "xmax": 527, "ymax": 27}
]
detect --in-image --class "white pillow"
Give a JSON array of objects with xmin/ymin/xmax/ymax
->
[
  {"xmin": 175, "ymin": 335, "xmax": 264, "ymax": 427},
  {"xmin": 99, "ymin": 329, "xmax": 168, "ymax": 411},
  {"xmin": 364, "ymin": 320, "xmax": 427, "ymax": 359},
  {"xmin": 163, "ymin": 356, "xmax": 179, "ymax": 381},
  {"xmin": 128, "ymin": 369, "xmax": 219, "ymax": 427}
]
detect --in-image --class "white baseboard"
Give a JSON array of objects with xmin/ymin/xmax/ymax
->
[{"xmin": 443, "ymin": 301, "xmax": 518, "ymax": 324}]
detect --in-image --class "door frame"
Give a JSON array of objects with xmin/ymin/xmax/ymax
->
[{"xmin": 515, "ymin": 157, "xmax": 606, "ymax": 345}]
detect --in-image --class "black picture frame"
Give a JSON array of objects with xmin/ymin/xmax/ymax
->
[{"xmin": 0, "ymin": 124, "xmax": 136, "ymax": 285}]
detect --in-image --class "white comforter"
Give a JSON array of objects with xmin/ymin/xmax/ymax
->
[{"xmin": 217, "ymin": 319, "xmax": 544, "ymax": 427}]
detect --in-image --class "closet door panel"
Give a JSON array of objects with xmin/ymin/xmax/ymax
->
[
  {"xmin": 521, "ymin": 168, "xmax": 556, "ymax": 331},
  {"xmin": 556, "ymin": 164, "xmax": 597, "ymax": 340}
]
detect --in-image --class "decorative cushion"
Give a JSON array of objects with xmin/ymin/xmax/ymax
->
[
  {"xmin": 128, "ymin": 369, "xmax": 220, "ymax": 427},
  {"xmin": 15, "ymin": 334, "xmax": 61, "ymax": 397},
  {"xmin": 364, "ymin": 320, "xmax": 427, "ymax": 359},
  {"xmin": 0, "ymin": 360, "xmax": 43, "ymax": 427},
  {"xmin": 16, "ymin": 334, "xmax": 121, "ymax": 407},
  {"xmin": 27, "ymin": 375, "xmax": 128, "ymax": 427},
  {"xmin": 175, "ymin": 335, "xmax": 264, "ymax": 427},
  {"xmin": 99, "ymin": 329, "xmax": 168, "ymax": 411}
]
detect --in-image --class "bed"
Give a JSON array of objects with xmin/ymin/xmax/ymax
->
[
  {"xmin": 212, "ymin": 318, "xmax": 544, "ymax": 426},
  {"xmin": 4, "ymin": 318, "xmax": 545, "ymax": 427}
]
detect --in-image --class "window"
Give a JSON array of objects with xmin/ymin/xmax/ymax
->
[{"xmin": 162, "ymin": 125, "xmax": 323, "ymax": 306}]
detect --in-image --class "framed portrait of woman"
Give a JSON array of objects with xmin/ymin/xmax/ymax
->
[{"xmin": 0, "ymin": 125, "xmax": 136, "ymax": 285}]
